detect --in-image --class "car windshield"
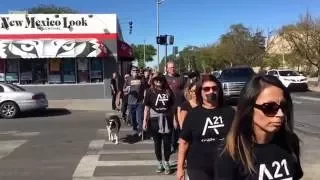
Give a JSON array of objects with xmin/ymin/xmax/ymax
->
[
  {"xmin": 220, "ymin": 68, "xmax": 254, "ymax": 78},
  {"xmin": 6, "ymin": 84, "xmax": 26, "ymax": 92},
  {"xmin": 279, "ymin": 71, "xmax": 299, "ymax": 76}
]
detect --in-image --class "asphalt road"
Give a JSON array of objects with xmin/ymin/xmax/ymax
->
[{"xmin": 0, "ymin": 91, "xmax": 318, "ymax": 180}]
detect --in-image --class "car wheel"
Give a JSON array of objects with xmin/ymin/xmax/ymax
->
[{"xmin": 0, "ymin": 101, "xmax": 19, "ymax": 118}]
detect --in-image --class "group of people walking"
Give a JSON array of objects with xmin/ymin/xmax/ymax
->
[{"xmin": 111, "ymin": 61, "xmax": 304, "ymax": 180}]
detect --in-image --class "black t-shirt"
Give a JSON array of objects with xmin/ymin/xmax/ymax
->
[
  {"xmin": 215, "ymin": 143, "xmax": 303, "ymax": 180},
  {"xmin": 179, "ymin": 101, "xmax": 192, "ymax": 112},
  {"xmin": 180, "ymin": 106, "xmax": 235, "ymax": 170},
  {"xmin": 144, "ymin": 88, "xmax": 175, "ymax": 114}
]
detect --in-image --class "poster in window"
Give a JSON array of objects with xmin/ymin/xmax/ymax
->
[
  {"xmin": 0, "ymin": 59, "xmax": 5, "ymax": 81},
  {"xmin": 50, "ymin": 59, "xmax": 61, "ymax": 72}
]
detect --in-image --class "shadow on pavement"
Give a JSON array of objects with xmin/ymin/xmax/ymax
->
[
  {"xmin": 121, "ymin": 134, "xmax": 142, "ymax": 144},
  {"xmin": 18, "ymin": 108, "xmax": 72, "ymax": 118}
]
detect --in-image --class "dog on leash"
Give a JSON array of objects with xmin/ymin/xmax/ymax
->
[{"xmin": 105, "ymin": 113, "xmax": 121, "ymax": 144}]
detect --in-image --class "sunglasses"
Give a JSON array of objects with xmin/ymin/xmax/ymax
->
[
  {"xmin": 202, "ymin": 86, "xmax": 217, "ymax": 92},
  {"xmin": 254, "ymin": 102, "xmax": 286, "ymax": 117}
]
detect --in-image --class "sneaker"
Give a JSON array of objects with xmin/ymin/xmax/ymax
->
[
  {"xmin": 164, "ymin": 161, "xmax": 171, "ymax": 175},
  {"xmin": 156, "ymin": 162, "xmax": 164, "ymax": 173}
]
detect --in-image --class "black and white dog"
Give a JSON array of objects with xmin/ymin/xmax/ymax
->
[{"xmin": 105, "ymin": 113, "xmax": 121, "ymax": 144}]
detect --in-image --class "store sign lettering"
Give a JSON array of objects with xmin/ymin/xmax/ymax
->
[{"xmin": 0, "ymin": 16, "xmax": 88, "ymax": 29}]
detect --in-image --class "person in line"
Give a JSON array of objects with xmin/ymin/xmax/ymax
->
[
  {"xmin": 121, "ymin": 74, "xmax": 130, "ymax": 124},
  {"xmin": 177, "ymin": 81, "xmax": 198, "ymax": 129},
  {"xmin": 176, "ymin": 74, "xmax": 235, "ymax": 180},
  {"xmin": 110, "ymin": 72, "xmax": 119, "ymax": 110},
  {"xmin": 215, "ymin": 75, "xmax": 303, "ymax": 180},
  {"xmin": 123, "ymin": 66, "xmax": 147, "ymax": 136},
  {"xmin": 165, "ymin": 61, "xmax": 185, "ymax": 152},
  {"xmin": 143, "ymin": 74, "xmax": 176, "ymax": 175}
]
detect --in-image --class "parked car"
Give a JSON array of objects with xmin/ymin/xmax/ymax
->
[
  {"xmin": 219, "ymin": 66, "xmax": 255, "ymax": 102},
  {"xmin": 267, "ymin": 69, "xmax": 308, "ymax": 91},
  {"xmin": 0, "ymin": 83, "xmax": 48, "ymax": 118}
]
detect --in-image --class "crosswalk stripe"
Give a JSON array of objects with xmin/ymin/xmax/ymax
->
[
  {"xmin": 96, "ymin": 160, "xmax": 177, "ymax": 166},
  {"xmin": 104, "ymin": 140, "xmax": 153, "ymax": 145},
  {"xmin": 98, "ymin": 149, "xmax": 154, "ymax": 155},
  {"xmin": 73, "ymin": 175, "xmax": 176, "ymax": 180},
  {"xmin": 0, "ymin": 140, "xmax": 28, "ymax": 159}
]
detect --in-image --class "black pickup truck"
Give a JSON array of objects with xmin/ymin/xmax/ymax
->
[{"xmin": 218, "ymin": 66, "xmax": 255, "ymax": 103}]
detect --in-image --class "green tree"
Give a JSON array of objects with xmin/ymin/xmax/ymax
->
[
  {"xmin": 280, "ymin": 12, "xmax": 320, "ymax": 86},
  {"xmin": 27, "ymin": 4, "xmax": 78, "ymax": 14},
  {"xmin": 132, "ymin": 44, "xmax": 156, "ymax": 68},
  {"xmin": 216, "ymin": 24, "xmax": 266, "ymax": 67}
]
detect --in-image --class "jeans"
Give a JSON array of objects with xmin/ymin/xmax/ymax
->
[{"xmin": 129, "ymin": 103, "xmax": 143, "ymax": 132}]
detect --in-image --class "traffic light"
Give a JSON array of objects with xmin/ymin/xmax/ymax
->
[
  {"xmin": 129, "ymin": 21, "xmax": 133, "ymax": 34},
  {"xmin": 157, "ymin": 35, "xmax": 167, "ymax": 45}
]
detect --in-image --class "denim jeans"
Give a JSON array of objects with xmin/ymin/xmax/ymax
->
[{"xmin": 129, "ymin": 103, "xmax": 143, "ymax": 132}]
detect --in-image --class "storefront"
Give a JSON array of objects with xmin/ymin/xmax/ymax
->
[{"xmin": 0, "ymin": 13, "xmax": 134, "ymax": 99}]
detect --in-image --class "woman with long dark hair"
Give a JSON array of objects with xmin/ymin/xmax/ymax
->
[
  {"xmin": 177, "ymin": 74, "xmax": 235, "ymax": 180},
  {"xmin": 177, "ymin": 80, "xmax": 198, "ymax": 128},
  {"xmin": 143, "ymin": 74, "xmax": 176, "ymax": 175},
  {"xmin": 215, "ymin": 75, "xmax": 303, "ymax": 179}
]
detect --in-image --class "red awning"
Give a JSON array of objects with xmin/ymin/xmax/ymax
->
[{"xmin": 117, "ymin": 40, "xmax": 134, "ymax": 61}]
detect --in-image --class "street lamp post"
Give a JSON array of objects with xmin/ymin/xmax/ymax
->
[{"xmin": 156, "ymin": 0, "xmax": 164, "ymax": 71}]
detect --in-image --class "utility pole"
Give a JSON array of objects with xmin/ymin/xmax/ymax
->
[{"xmin": 156, "ymin": 0, "xmax": 164, "ymax": 71}]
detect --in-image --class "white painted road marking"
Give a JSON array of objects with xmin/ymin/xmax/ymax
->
[
  {"xmin": 294, "ymin": 96, "xmax": 320, "ymax": 101},
  {"xmin": 98, "ymin": 149, "xmax": 154, "ymax": 155},
  {"xmin": 104, "ymin": 140, "xmax": 154, "ymax": 145},
  {"xmin": 73, "ymin": 175, "xmax": 176, "ymax": 180},
  {"xmin": 0, "ymin": 140, "xmax": 28, "ymax": 159}
]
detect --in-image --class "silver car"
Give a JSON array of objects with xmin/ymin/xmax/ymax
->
[{"xmin": 0, "ymin": 83, "xmax": 48, "ymax": 118}]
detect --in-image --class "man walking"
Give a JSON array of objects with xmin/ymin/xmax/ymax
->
[
  {"xmin": 165, "ymin": 61, "xmax": 185, "ymax": 152},
  {"xmin": 123, "ymin": 66, "xmax": 147, "ymax": 136}
]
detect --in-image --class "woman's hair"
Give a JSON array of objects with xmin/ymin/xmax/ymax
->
[
  {"xmin": 224, "ymin": 74, "xmax": 299, "ymax": 174},
  {"xmin": 150, "ymin": 73, "xmax": 170, "ymax": 92},
  {"xmin": 184, "ymin": 81, "xmax": 197, "ymax": 101},
  {"xmin": 195, "ymin": 73, "xmax": 224, "ymax": 107}
]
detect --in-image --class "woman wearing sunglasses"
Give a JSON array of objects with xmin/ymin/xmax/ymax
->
[
  {"xmin": 177, "ymin": 74, "xmax": 235, "ymax": 180},
  {"xmin": 143, "ymin": 74, "xmax": 176, "ymax": 175},
  {"xmin": 215, "ymin": 75, "xmax": 303, "ymax": 180},
  {"xmin": 177, "ymin": 80, "xmax": 199, "ymax": 129}
]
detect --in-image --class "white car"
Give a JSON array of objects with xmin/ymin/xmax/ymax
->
[
  {"xmin": 0, "ymin": 83, "xmax": 48, "ymax": 118},
  {"xmin": 267, "ymin": 69, "xmax": 308, "ymax": 90}
]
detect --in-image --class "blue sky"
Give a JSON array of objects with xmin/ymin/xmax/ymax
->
[{"xmin": 1, "ymin": 0, "xmax": 320, "ymax": 67}]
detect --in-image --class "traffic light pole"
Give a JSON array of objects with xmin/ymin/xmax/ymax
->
[{"xmin": 156, "ymin": 1, "xmax": 160, "ymax": 71}]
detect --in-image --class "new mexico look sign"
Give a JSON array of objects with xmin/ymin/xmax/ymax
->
[{"xmin": 0, "ymin": 14, "xmax": 117, "ymax": 34}]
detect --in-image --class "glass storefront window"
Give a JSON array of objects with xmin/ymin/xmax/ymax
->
[
  {"xmin": 5, "ymin": 59, "xmax": 19, "ymax": 83},
  {"xmin": 33, "ymin": 59, "xmax": 47, "ymax": 84},
  {"xmin": 48, "ymin": 59, "xmax": 62, "ymax": 84},
  {"xmin": 20, "ymin": 60, "xmax": 33, "ymax": 84},
  {"xmin": 0, "ymin": 58, "xmax": 105, "ymax": 85},
  {"xmin": 77, "ymin": 58, "xmax": 89, "ymax": 83},
  {"xmin": 0, "ymin": 59, "xmax": 5, "ymax": 82},
  {"xmin": 62, "ymin": 59, "xmax": 76, "ymax": 83},
  {"xmin": 90, "ymin": 58, "xmax": 103, "ymax": 83}
]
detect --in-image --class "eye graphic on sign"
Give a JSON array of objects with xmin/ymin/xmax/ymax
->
[
  {"xmin": 57, "ymin": 41, "xmax": 80, "ymax": 56},
  {"xmin": 9, "ymin": 41, "xmax": 38, "ymax": 57}
]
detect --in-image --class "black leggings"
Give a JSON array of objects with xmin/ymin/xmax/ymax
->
[
  {"xmin": 152, "ymin": 132, "xmax": 172, "ymax": 161},
  {"xmin": 187, "ymin": 168, "xmax": 213, "ymax": 180}
]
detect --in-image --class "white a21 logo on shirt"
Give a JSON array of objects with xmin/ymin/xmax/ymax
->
[
  {"xmin": 155, "ymin": 94, "xmax": 168, "ymax": 106},
  {"xmin": 258, "ymin": 159, "xmax": 292, "ymax": 180},
  {"xmin": 202, "ymin": 116, "xmax": 224, "ymax": 136}
]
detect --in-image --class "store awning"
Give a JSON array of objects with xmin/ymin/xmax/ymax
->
[
  {"xmin": 117, "ymin": 40, "xmax": 134, "ymax": 61},
  {"xmin": 0, "ymin": 39, "xmax": 108, "ymax": 59}
]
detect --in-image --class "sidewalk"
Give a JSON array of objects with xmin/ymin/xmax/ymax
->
[{"xmin": 48, "ymin": 99, "xmax": 113, "ymax": 111}]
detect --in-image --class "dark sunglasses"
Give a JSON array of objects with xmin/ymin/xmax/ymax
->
[
  {"xmin": 202, "ymin": 86, "xmax": 217, "ymax": 92},
  {"xmin": 254, "ymin": 102, "xmax": 286, "ymax": 117}
]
